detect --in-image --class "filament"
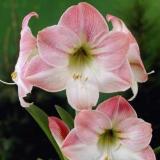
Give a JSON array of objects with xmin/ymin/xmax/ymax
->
[{"xmin": 0, "ymin": 79, "xmax": 16, "ymax": 85}]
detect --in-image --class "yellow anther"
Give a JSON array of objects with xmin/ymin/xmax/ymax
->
[
  {"xmin": 73, "ymin": 73, "xmax": 83, "ymax": 80},
  {"xmin": 84, "ymin": 77, "xmax": 88, "ymax": 81},
  {"xmin": 11, "ymin": 71, "xmax": 17, "ymax": 80}
]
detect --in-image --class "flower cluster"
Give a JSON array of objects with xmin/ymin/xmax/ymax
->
[
  {"xmin": 9, "ymin": 2, "xmax": 155, "ymax": 160},
  {"xmin": 12, "ymin": 2, "xmax": 148, "ymax": 110},
  {"xmin": 49, "ymin": 96, "xmax": 155, "ymax": 160}
]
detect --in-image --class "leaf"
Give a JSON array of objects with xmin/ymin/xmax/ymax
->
[
  {"xmin": 55, "ymin": 105, "xmax": 74, "ymax": 129},
  {"xmin": 154, "ymin": 146, "xmax": 160, "ymax": 155},
  {"xmin": 26, "ymin": 104, "xmax": 65, "ymax": 160}
]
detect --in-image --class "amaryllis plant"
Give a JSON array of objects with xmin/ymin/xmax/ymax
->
[{"xmin": 1, "ymin": 2, "xmax": 159, "ymax": 160}]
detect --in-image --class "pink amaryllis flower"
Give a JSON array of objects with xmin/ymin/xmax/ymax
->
[
  {"xmin": 106, "ymin": 15, "xmax": 148, "ymax": 100},
  {"xmin": 48, "ymin": 116, "xmax": 70, "ymax": 147},
  {"xmin": 11, "ymin": 12, "xmax": 53, "ymax": 107},
  {"xmin": 62, "ymin": 96, "xmax": 155, "ymax": 160},
  {"xmin": 26, "ymin": 2, "xmax": 132, "ymax": 111}
]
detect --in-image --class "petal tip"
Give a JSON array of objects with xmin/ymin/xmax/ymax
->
[{"xmin": 22, "ymin": 12, "xmax": 39, "ymax": 29}]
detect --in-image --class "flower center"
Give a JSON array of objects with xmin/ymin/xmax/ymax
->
[
  {"xmin": 69, "ymin": 45, "xmax": 94, "ymax": 71},
  {"xmin": 98, "ymin": 129, "xmax": 120, "ymax": 150}
]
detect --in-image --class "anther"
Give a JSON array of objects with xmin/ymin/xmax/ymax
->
[{"xmin": 11, "ymin": 71, "xmax": 17, "ymax": 80}]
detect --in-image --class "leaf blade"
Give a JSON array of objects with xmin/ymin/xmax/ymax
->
[
  {"xmin": 55, "ymin": 105, "xmax": 74, "ymax": 129},
  {"xmin": 26, "ymin": 104, "xmax": 65, "ymax": 160}
]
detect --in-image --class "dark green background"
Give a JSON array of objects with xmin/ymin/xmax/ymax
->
[{"xmin": 0, "ymin": 0, "xmax": 160, "ymax": 159}]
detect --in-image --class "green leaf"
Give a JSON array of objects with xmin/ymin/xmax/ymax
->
[
  {"xmin": 55, "ymin": 105, "xmax": 74, "ymax": 129},
  {"xmin": 154, "ymin": 146, "xmax": 160, "ymax": 155},
  {"xmin": 25, "ymin": 105, "xmax": 65, "ymax": 160}
]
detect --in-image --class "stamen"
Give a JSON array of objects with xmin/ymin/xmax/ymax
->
[
  {"xmin": 84, "ymin": 77, "xmax": 88, "ymax": 81},
  {"xmin": 73, "ymin": 73, "xmax": 88, "ymax": 81},
  {"xmin": 0, "ymin": 71, "xmax": 17, "ymax": 85},
  {"xmin": 148, "ymin": 70, "xmax": 155, "ymax": 75},
  {"xmin": 73, "ymin": 73, "xmax": 82, "ymax": 80},
  {"xmin": 0, "ymin": 79, "xmax": 16, "ymax": 85},
  {"xmin": 11, "ymin": 71, "xmax": 17, "ymax": 80}
]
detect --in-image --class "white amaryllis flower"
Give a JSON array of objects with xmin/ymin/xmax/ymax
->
[
  {"xmin": 25, "ymin": 2, "xmax": 132, "ymax": 111},
  {"xmin": 106, "ymin": 15, "xmax": 149, "ymax": 100},
  {"xmin": 61, "ymin": 96, "xmax": 155, "ymax": 160}
]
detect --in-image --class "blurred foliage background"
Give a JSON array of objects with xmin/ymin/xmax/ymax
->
[{"xmin": 0, "ymin": 0, "xmax": 160, "ymax": 159}]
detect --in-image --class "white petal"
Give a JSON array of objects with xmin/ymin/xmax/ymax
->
[
  {"xmin": 27, "ymin": 66, "xmax": 69, "ymax": 92},
  {"xmin": 111, "ymin": 146, "xmax": 142, "ymax": 160},
  {"xmin": 129, "ymin": 79, "xmax": 138, "ymax": 101},
  {"xmin": 66, "ymin": 78, "xmax": 99, "ymax": 111}
]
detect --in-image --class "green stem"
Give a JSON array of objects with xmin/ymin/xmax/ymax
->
[
  {"xmin": 26, "ymin": 105, "xmax": 65, "ymax": 160},
  {"xmin": 154, "ymin": 146, "xmax": 160, "ymax": 154}
]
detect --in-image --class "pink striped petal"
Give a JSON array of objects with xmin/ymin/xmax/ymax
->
[
  {"xmin": 13, "ymin": 12, "xmax": 38, "ymax": 107},
  {"xmin": 37, "ymin": 25, "xmax": 81, "ymax": 67},
  {"xmin": 59, "ymin": 2, "xmax": 109, "ymax": 41},
  {"xmin": 106, "ymin": 14, "xmax": 138, "ymax": 44},
  {"xmin": 96, "ymin": 60, "xmax": 132, "ymax": 93},
  {"xmin": 107, "ymin": 14, "xmax": 148, "ymax": 82},
  {"xmin": 138, "ymin": 146, "xmax": 156, "ymax": 160},
  {"xmin": 62, "ymin": 129, "xmax": 101, "ymax": 160},
  {"xmin": 93, "ymin": 32, "xmax": 129, "ymax": 70},
  {"xmin": 75, "ymin": 110, "xmax": 112, "ymax": 143},
  {"xmin": 48, "ymin": 117, "xmax": 69, "ymax": 146},
  {"xmin": 128, "ymin": 44, "xmax": 148, "ymax": 82},
  {"xmin": 25, "ymin": 55, "xmax": 69, "ymax": 92},
  {"xmin": 97, "ymin": 96, "xmax": 137, "ymax": 124},
  {"xmin": 118, "ymin": 117, "xmax": 152, "ymax": 151},
  {"xmin": 17, "ymin": 12, "xmax": 38, "ymax": 71},
  {"xmin": 66, "ymin": 79, "xmax": 99, "ymax": 111},
  {"xmin": 106, "ymin": 14, "xmax": 129, "ymax": 33}
]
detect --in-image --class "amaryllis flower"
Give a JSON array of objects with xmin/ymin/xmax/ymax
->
[
  {"xmin": 106, "ymin": 15, "xmax": 148, "ymax": 100},
  {"xmin": 62, "ymin": 96, "xmax": 155, "ymax": 160},
  {"xmin": 12, "ymin": 12, "xmax": 52, "ymax": 107},
  {"xmin": 26, "ymin": 2, "xmax": 132, "ymax": 111},
  {"xmin": 48, "ymin": 117, "xmax": 70, "ymax": 147}
]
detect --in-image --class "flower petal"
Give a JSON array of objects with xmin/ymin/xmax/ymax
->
[
  {"xmin": 129, "ymin": 79, "xmax": 138, "ymax": 101},
  {"xmin": 13, "ymin": 12, "xmax": 38, "ymax": 107},
  {"xmin": 107, "ymin": 14, "xmax": 148, "ymax": 82},
  {"xmin": 66, "ymin": 79, "xmax": 99, "ymax": 111},
  {"xmin": 48, "ymin": 117, "xmax": 70, "ymax": 146},
  {"xmin": 92, "ymin": 32, "xmax": 129, "ymax": 71},
  {"xmin": 19, "ymin": 97, "xmax": 32, "ymax": 108},
  {"xmin": 25, "ymin": 55, "xmax": 69, "ymax": 92},
  {"xmin": 37, "ymin": 25, "xmax": 81, "ymax": 67},
  {"xmin": 111, "ymin": 146, "xmax": 143, "ymax": 160},
  {"xmin": 138, "ymin": 146, "xmax": 156, "ymax": 160},
  {"xmin": 59, "ymin": 2, "xmax": 109, "ymax": 41},
  {"xmin": 62, "ymin": 129, "xmax": 102, "ymax": 160},
  {"xmin": 96, "ymin": 60, "xmax": 132, "ymax": 93},
  {"xmin": 118, "ymin": 117, "xmax": 152, "ymax": 151},
  {"xmin": 128, "ymin": 44, "xmax": 148, "ymax": 82},
  {"xmin": 106, "ymin": 14, "xmax": 129, "ymax": 33},
  {"xmin": 97, "ymin": 96, "xmax": 137, "ymax": 124},
  {"xmin": 16, "ymin": 12, "xmax": 38, "ymax": 71},
  {"xmin": 75, "ymin": 110, "xmax": 112, "ymax": 143}
]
